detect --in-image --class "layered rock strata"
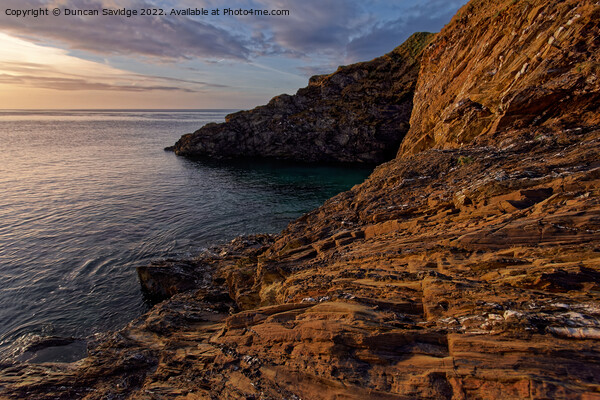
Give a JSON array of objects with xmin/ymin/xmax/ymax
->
[
  {"xmin": 3, "ymin": 127, "xmax": 599, "ymax": 400},
  {"xmin": 399, "ymin": 0, "xmax": 600, "ymax": 155},
  {"xmin": 168, "ymin": 32, "xmax": 433, "ymax": 164}
]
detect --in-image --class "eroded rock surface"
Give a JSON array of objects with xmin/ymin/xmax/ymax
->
[
  {"xmin": 399, "ymin": 0, "xmax": 600, "ymax": 155},
  {"xmin": 169, "ymin": 32, "xmax": 433, "ymax": 164},
  {"xmin": 3, "ymin": 127, "xmax": 599, "ymax": 400}
]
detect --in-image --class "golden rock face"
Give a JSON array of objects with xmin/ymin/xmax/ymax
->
[
  {"xmin": 7, "ymin": 127, "xmax": 599, "ymax": 400},
  {"xmin": 399, "ymin": 0, "xmax": 600, "ymax": 156}
]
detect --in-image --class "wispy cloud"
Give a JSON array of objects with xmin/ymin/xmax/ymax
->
[
  {"xmin": 0, "ymin": 0, "xmax": 467, "ymax": 65},
  {"xmin": 0, "ymin": 32, "xmax": 220, "ymax": 92},
  {"xmin": 0, "ymin": 0, "xmax": 252, "ymax": 60},
  {"xmin": 0, "ymin": 73, "xmax": 199, "ymax": 91},
  {"xmin": 249, "ymin": 0, "xmax": 368, "ymax": 57},
  {"xmin": 345, "ymin": 0, "xmax": 467, "ymax": 61}
]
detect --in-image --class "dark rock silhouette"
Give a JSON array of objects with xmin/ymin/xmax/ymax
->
[{"xmin": 169, "ymin": 32, "xmax": 433, "ymax": 164}]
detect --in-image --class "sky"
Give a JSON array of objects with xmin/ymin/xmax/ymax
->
[{"xmin": 0, "ymin": 0, "xmax": 468, "ymax": 109}]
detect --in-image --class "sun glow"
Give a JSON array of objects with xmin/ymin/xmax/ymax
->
[
  {"xmin": 0, "ymin": 32, "xmax": 133, "ymax": 86},
  {"xmin": 0, "ymin": 32, "xmax": 217, "ymax": 109}
]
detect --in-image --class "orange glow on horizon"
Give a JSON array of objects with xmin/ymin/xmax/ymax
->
[{"xmin": 0, "ymin": 33, "xmax": 259, "ymax": 109}]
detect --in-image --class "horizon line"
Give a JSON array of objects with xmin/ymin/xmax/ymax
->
[{"xmin": 0, "ymin": 108, "xmax": 243, "ymax": 111}]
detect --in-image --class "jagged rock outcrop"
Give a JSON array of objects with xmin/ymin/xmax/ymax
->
[
  {"xmin": 399, "ymin": 0, "xmax": 600, "ymax": 155},
  {"xmin": 169, "ymin": 32, "xmax": 433, "ymax": 164},
  {"xmin": 2, "ymin": 0, "xmax": 600, "ymax": 399},
  {"xmin": 136, "ymin": 235, "xmax": 274, "ymax": 303},
  {"xmin": 4, "ymin": 127, "xmax": 599, "ymax": 400}
]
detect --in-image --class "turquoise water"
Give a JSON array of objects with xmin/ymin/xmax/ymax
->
[{"xmin": 0, "ymin": 110, "xmax": 372, "ymax": 362}]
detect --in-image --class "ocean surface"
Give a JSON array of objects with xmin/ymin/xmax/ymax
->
[{"xmin": 0, "ymin": 109, "xmax": 372, "ymax": 362}]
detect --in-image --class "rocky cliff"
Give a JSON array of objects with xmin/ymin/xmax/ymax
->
[
  {"xmin": 168, "ymin": 32, "xmax": 433, "ymax": 164},
  {"xmin": 2, "ymin": 0, "xmax": 599, "ymax": 399},
  {"xmin": 399, "ymin": 0, "xmax": 600, "ymax": 155}
]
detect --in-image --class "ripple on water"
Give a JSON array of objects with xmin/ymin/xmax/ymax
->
[{"xmin": 0, "ymin": 110, "xmax": 372, "ymax": 362}]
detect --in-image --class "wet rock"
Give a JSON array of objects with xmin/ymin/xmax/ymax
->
[
  {"xmin": 531, "ymin": 267, "xmax": 600, "ymax": 292},
  {"xmin": 547, "ymin": 327, "xmax": 600, "ymax": 340},
  {"xmin": 137, "ymin": 260, "xmax": 202, "ymax": 302}
]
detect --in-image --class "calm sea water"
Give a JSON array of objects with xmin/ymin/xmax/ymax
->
[{"xmin": 0, "ymin": 110, "xmax": 371, "ymax": 362}]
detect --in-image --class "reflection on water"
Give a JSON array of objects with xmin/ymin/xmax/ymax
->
[{"xmin": 0, "ymin": 109, "xmax": 372, "ymax": 362}]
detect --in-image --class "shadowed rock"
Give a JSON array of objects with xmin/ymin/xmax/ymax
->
[{"xmin": 169, "ymin": 32, "xmax": 434, "ymax": 164}]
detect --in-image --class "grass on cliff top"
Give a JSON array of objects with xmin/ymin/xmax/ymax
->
[
  {"xmin": 391, "ymin": 32, "xmax": 436, "ymax": 60},
  {"xmin": 316, "ymin": 31, "xmax": 435, "ymax": 83}
]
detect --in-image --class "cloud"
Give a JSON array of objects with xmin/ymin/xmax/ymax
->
[
  {"xmin": 0, "ymin": 73, "xmax": 198, "ymax": 91},
  {"xmin": 0, "ymin": 0, "xmax": 468, "ymax": 66},
  {"xmin": 0, "ymin": 32, "xmax": 222, "ymax": 92},
  {"xmin": 236, "ymin": 0, "xmax": 371, "ymax": 59},
  {"xmin": 345, "ymin": 0, "xmax": 467, "ymax": 61},
  {"xmin": 213, "ymin": 0, "xmax": 468, "ymax": 73},
  {"xmin": 296, "ymin": 64, "xmax": 337, "ymax": 78},
  {"xmin": 0, "ymin": 0, "xmax": 252, "ymax": 61}
]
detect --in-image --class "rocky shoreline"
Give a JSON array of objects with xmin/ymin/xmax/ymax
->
[
  {"xmin": 1, "ymin": 0, "xmax": 599, "ymax": 398},
  {"xmin": 167, "ymin": 32, "xmax": 433, "ymax": 164}
]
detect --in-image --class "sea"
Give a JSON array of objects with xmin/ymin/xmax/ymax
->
[{"xmin": 0, "ymin": 109, "xmax": 372, "ymax": 363}]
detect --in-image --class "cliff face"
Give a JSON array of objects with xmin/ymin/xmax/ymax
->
[
  {"xmin": 2, "ymin": 1, "xmax": 600, "ymax": 399},
  {"xmin": 399, "ymin": 0, "xmax": 600, "ymax": 155},
  {"xmin": 169, "ymin": 32, "xmax": 433, "ymax": 164}
]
